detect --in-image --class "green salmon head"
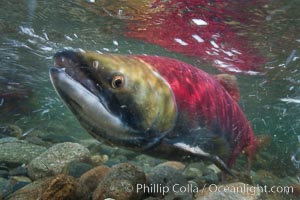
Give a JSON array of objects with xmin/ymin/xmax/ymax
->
[{"xmin": 50, "ymin": 50, "xmax": 177, "ymax": 150}]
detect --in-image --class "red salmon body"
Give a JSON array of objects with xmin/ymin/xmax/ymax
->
[{"xmin": 135, "ymin": 55, "xmax": 257, "ymax": 167}]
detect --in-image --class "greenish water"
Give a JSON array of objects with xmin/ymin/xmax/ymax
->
[{"xmin": 0, "ymin": 0, "xmax": 300, "ymax": 179}]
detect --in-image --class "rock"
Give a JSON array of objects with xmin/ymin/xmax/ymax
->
[
  {"xmin": 10, "ymin": 176, "xmax": 31, "ymax": 183},
  {"xmin": 206, "ymin": 164, "xmax": 221, "ymax": 174},
  {"xmin": 78, "ymin": 165, "xmax": 111, "ymax": 198},
  {"xmin": 134, "ymin": 155, "xmax": 163, "ymax": 167},
  {"xmin": 188, "ymin": 180, "xmax": 198, "ymax": 189},
  {"xmin": 90, "ymin": 154, "xmax": 109, "ymax": 166},
  {"xmin": 27, "ymin": 142, "xmax": 90, "ymax": 180},
  {"xmin": 282, "ymin": 176, "xmax": 299, "ymax": 185},
  {"xmin": 132, "ymin": 155, "xmax": 164, "ymax": 173},
  {"xmin": 78, "ymin": 138, "xmax": 101, "ymax": 148},
  {"xmin": 283, "ymin": 183, "xmax": 300, "ymax": 198},
  {"xmin": 89, "ymin": 143, "xmax": 137, "ymax": 165},
  {"xmin": 93, "ymin": 163, "xmax": 146, "ymax": 200},
  {"xmin": 63, "ymin": 160, "xmax": 93, "ymax": 178},
  {"xmin": 0, "ymin": 170, "xmax": 9, "ymax": 179},
  {"xmin": 0, "ymin": 139, "xmax": 47, "ymax": 167},
  {"xmin": 201, "ymin": 172, "xmax": 219, "ymax": 184},
  {"xmin": 0, "ymin": 137, "xmax": 19, "ymax": 143},
  {"xmin": 0, "ymin": 125, "xmax": 22, "ymax": 138},
  {"xmin": 115, "ymin": 155, "xmax": 128, "ymax": 163},
  {"xmin": 183, "ymin": 162, "xmax": 204, "ymax": 180},
  {"xmin": 23, "ymin": 130, "xmax": 51, "ymax": 146},
  {"xmin": 163, "ymin": 191, "xmax": 193, "ymax": 200},
  {"xmin": 39, "ymin": 174, "xmax": 78, "ymax": 200},
  {"xmin": 10, "ymin": 176, "xmax": 32, "ymax": 193},
  {"xmin": 24, "ymin": 136, "xmax": 49, "ymax": 147},
  {"xmin": 40, "ymin": 134, "xmax": 77, "ymax": 144},
  {"xmin": 89, "ymin": 143, "xmax": 118, "ymax": 157},
  {"xmin": 183, "ymin": 167, "xmax": 202, "ymax": 179},
  {"xmin": 0, "ymin": 177, "xmax": 13, "ymax": 199},
  {"xmin": 8, "ymin": 175, "xmax": 78, "ymax": 200},
  {"xmin": 114, "ymin": 148, "xmax": 138, "ymax": 159},
  {"xmin": 5, "ymin": 178, "xmax": 48, "ymax": 200},
  {"xmin": 260, "ymin": 193, "xmax": 287, "ymax": 200},
  {"xmin": 143, "ymin": 197, "xmax": 161, "ymax": 200},
  {"xmin": 195, "ymin": 182, "xmax": 261, "ymax": 200},
  {"xmin": 106, "ymin": 158, "xmax": 123, "ymax": 167},
  {"xmin": 252, "ymin": 170, "xmax": 282, "ymax": 186},
  {"xmin": 9, "ymin": 166, "xmax": 27, "ymax": 177},
  {"xmin": 158, "ymin": 161, "xmax": 186, "ymax": 170},
  {"xmin": 11, "ymin": 181, "xmax": 30, "ymax": 195},
  {"xmin": 146, "ymin": 163, "xmax": 193, "ymax": 199},
  {"xmin": 104, "ymin": 155, "xmax": 128, "ymax": 167}
]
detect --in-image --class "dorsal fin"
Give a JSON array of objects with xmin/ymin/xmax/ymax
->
[{"xmin": 214, "ymin": 74, "xmax": 240, "ymax": 101}]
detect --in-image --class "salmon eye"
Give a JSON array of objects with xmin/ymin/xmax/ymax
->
[{"xmin": 111, "ymin": 75, "xmax": 125, "ymax": 89}]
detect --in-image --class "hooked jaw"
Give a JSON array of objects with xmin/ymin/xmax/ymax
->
[
  {"xmin": 49, "ymin": 50, "xmax": 166, "ymax": 150},
  {"xmin": 50, "ymin": 60, "xmax": 127, "ymax": 136}
]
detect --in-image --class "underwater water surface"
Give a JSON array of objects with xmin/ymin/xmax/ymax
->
[{"xmin": 0, "ymin": 0, "xmax": 300, "ymax": 193}]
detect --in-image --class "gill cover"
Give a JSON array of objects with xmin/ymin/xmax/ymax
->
[{"xmin": 50, "ymin": 50, "xmax": 177, "ymax": 150}]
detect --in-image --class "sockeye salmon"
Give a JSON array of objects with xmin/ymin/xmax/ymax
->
[{"xmin": 50, "ymin": 50, "xmax": 258, "ymax": 175}]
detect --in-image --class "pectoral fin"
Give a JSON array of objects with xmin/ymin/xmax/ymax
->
[{"xmin": 173, "ymin": 142, "xmax": 236, "ymax": 177}]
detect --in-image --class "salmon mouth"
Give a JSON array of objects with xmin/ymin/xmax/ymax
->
[{"xmin": 51, "ymin": 50, "xmax": 102, "ymax": 98}]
